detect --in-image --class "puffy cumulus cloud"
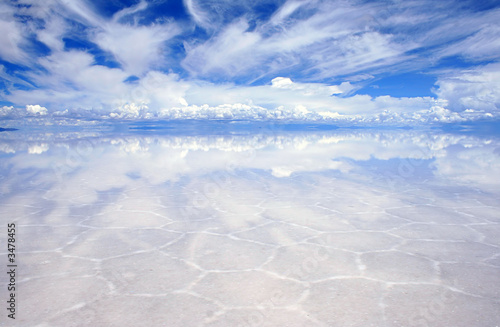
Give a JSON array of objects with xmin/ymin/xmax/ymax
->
[
  {"xmin": 0, "ymin": 106, "xmax": 14, "ymax": 117},
  {"xmin": 28, "ymin": 143, "xmax": 49, "ymax": 154},
  {"xmin": 183, "ymin": 78, "xmax": 452, "ymax": 122},
  {"xmin": 109, "ymin": 103, "xmax": 150, "ymax": 119},
  {"xmin": 2, "ymin": 76, "xmax": 481, "ymax": 125},
  {"xmin": 435, "ymin": 63, "xmax": 500, "ymax": 113},
  {"xmin": 103, "ymin": 97, "xmax": 466, "ymax": 125},
  {"xmin": 409, "ymin": 106, "xmax": 464, "ymax": 123},
  {"xmin": 185, "ymin": 78, "xmax": 355, "ymax": 112},
  {"xmin": 107, "ymin": 72, "xmax": 190, "ymax": 118},
  {"xmin": 134, "ymin": 72, "xmax": 190, "ymax": 109},
  {"xmin": 26, "ymin": 105, "xmax": 48, "ymax": 116},
  {"xmin": 7, "ymin": 64, "xmax": 187, "ymax": 115}
]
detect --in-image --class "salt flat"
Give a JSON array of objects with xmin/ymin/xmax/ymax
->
[{"xmin": 0, "ymin": 126, "xmax": 499, "ymax": 326}]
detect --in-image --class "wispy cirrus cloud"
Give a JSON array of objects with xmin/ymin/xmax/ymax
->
[
  {"xmin": 93, "ymin": 22, "xmax": 180, "ymax": 76},
  {"xmin": 181, "ymin": 0, "xmax": 409, "ymax": 81},
  {"xmin": 182, "ymin": 0, "xmax": 500, "ymax": 83},
  {"xmin": 0, "ymin": 0, "xmax": 499, "ymax": 123}
]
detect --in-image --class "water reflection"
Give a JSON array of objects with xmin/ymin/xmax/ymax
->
[
  {"xmin": 1, "ymin": 127, "xmax": 500, "ymax": 191},
  {"xmin": 0, "ymin": 126, "xmax": 499, "ymax": 326}
]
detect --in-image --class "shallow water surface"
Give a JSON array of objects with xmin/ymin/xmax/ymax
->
[{"xmin": 1, "ymin": 125, "xmax": 499, "ymax": 326}]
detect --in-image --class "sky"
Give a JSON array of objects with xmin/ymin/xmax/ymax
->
[{"xmin": 1, "ymin": 0, "xmax": 500, "ymax": 124}]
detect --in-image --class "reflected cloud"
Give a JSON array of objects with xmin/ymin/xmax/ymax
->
[{"xmin": 0, "ymin": 126, "xmax": 499, "ymax": 194}]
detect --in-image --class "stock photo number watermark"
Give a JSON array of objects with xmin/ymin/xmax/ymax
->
[{"xmin": 6, "ymin": 223, "xmax": 16, "ymax": 320}]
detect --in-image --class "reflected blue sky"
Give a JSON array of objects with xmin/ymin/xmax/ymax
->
[{"xmin": 1, "ymin": 123, "xmax": 499, "ymax": 191}]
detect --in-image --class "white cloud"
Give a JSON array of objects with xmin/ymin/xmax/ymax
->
[
  {"xmin": 0, "ymin": 0, "xmax": 499, "ymax": 123},
  {"xmin": 109, "ymin": 103, "xmax": 149, "ymax": 119},
  {"xmin": 0, "ymin": 6, "xmax": 27, "ymax": 64},
  {"xmin": 181, "ymin": 1, "xmax": 412, "ymax": 80},
  {"xmin": 183, "ymin": 0, "xmax": 211, "ymax": 29},
  {"xmin": 109, "ymin": 71, "xmax": 190, "ymax": 118},
  {"xmin": 0, "ymin": 106, "xmax": 15, "ymax": 117},
  {"xmin": 6, "ymin": 50, "xmax": 130, "ymax": 110},
  {"xmin": 182, "ymin": 0, "xmax": 275, "ymax": 31},
  {"xmin": 112, "ymin": 0, "xmax": 149, "ymax": 23},
  {"xmin": 439, "ymin": 24, "xmax": 500, "ymax": 61},
  {"xmin": 26, "ymin": 104, "xmax": 48, "ymax": 115},
  {"xmin": 435, "ymin": 63, "xmax": 500, "ymax": 112},
  {"xmin": 93, "ymin": 22, "xmax": 180, "ymax": 76},
  {"xmin": 33, "ymin": 11, "xmax": 67, "ymax": 53},
  {"xmin": 6, "ymin": 0, "xmax": 181, "ymax": 78},
  {"xmin": 432, "ymin": 141, "xmax": 500, "ymax": 192},
  {"xmin": 309, "ymin": 32, "xmax": 407, "ymax": 80},
  {"xmin": 422, "ymin": 7, "xmax": 500, "ymax": 60},
  {"xmin": 269, "ymin": 0, "xmax": 310, "ymax": 26},
  {"xmin": 183, "ymin": 19, "xmax": 262, "ymax": 76},
  {"xmin": 28, "ymin": 144, "xmax": 49, "ymax": 154},
  {"xmin": 1, "ymin": 0, "xmax": 185, "ymax": 112},
  {"xmin": 139, "ymin": 72, "xmax": 190, "ymax": 108},
  {"xmin": 55, "ymin": 0, "xmax": 103, "ymax": 27},
  {"xmin": 184, "ymin": 78, "xmax": 438, "ymax": 117},
  {"xmin": 58, "ymin": 0, "xmax": 181, "ymax": 76},
  {"xmin": 270, "ymin": 77, "xmax": 353, "ymax": 96},
  {"xmin": 3, "ymin": 70, "xmax": 493, "ymax": 124}
]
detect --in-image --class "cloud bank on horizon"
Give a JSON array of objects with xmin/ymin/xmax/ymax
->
[{"xmin": 0, "ymin": 0, "xmax": 499, "ymax": 124}]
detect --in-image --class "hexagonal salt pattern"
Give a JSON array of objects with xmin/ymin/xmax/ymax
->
[{"xmin": 1, "ymin": 130, "xmax": 499, "ymax": 326}]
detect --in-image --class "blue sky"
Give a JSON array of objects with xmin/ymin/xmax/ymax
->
[{"xmin": 1, "ymin": 0, "xmax": 500, "ymax": 124}]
